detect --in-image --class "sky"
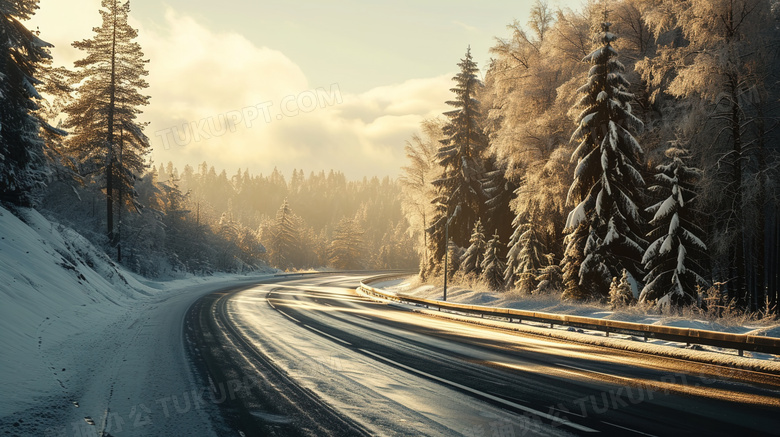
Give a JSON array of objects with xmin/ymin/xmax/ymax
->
[{"xmin": 27, "ymin": 0, "xmax": 584, "ymax": 179}]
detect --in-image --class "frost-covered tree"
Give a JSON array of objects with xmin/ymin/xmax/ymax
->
[
  {"xmin": 637, "ymin": 0, "xmax": 779, "ymax": 310},
  {"xmin": 268, "ymin": 199, "xmax": 300, "ymax": 270},
  {"xmin": 528, "ymin": 0, "xmax": 553, "ymax": 42},
  {"xmin": 481, "ymin": 230, "xmax": 505, "ymax": 290},
  {"xmin": 461, "ymin": 219, "xmax": 486, "ymax": 276},
  {"xmin": 428, "ymin": 47, "xmax": 488, "ymax": 271},
  {"xmin": 400, "ymin": 120, "xmax": 441, "ymax": 276},
  {"xmin": 514, "ymin": 223, "xmax": 546, "ymax": 294},
  {"xmin": 561, "ymin": 221, "xmax": 589, "ymax": 299},
  {"xmin": 0, "ymin": 0, "xmax": 52, "ymax": 205},
  {"xmin": 504, "ymin": 214, "xmax": 523, "ymax": 288},
  {"xmin": 562, "ymin": 19, "xmax": 646, "ymax": 300},
  {"xmin": 484, "ymin": 9, "xmax": 584, "ymax": 277},
  {"xmin": 329, "ymin": 217, "xmax": 365, "ymax": 270},
  {"xmin": 640, "ymin": 147, "xmax": 708, "ymax": 307},
  {"xmin": 64, "ymin": 0, "xmax": 150, "ymax": 248},
  {"xmin": 609, "ymin": 269, "xmax": 635, "ymax": 309},
  {"xmin": 536, "ymin": 259, "xmax": 563, "ymax": 294}
]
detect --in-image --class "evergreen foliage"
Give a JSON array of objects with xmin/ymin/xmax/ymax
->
[
  {"xmin": 609, "ymin": 269, "xmax": 635, "ymax": 309},
  {"xmin": 515, "ymin": 223, "xmax": 546, "ymax": 294},
  {"xmin": 428, "ymin": 47, "xmax": 488, "ymax": 272},
  {"xmin": 640, "ymin": 147, "xmax": 708, "ymax": 307},
  {"xmin": 329, "ymin": 218, "xmax": 365, "ymax": 270},
  {"xmin": 63, "ymin": 0, "xmax": 150, "ymax": 248},
  {"xmin": 0, "ymin": 0, "xmax": 52, "ymax": 205},
  {"xmin": 269, "ymin": 199, "xmax": 300, "ymax": 270},
  {"xmin": 461, "ymin": 219, "xmax": 487, "ymax": 276},
  {"xmin": 562, "ymin": 19, "xmax": 646, "ymax": 300},
  {"xmin": 481, "ymin": 230, "xmax": 505, "ymax": 290}
]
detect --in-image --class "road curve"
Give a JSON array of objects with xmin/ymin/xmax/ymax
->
[{"xmin": 186, "ymin": 273, "xmax": 780, "ymax": 436}]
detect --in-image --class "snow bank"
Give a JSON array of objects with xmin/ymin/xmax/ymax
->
[
  {"xmin": 0, "ymin": 205, "xmax": 272, "ymax": 427},
  {"xmin": 0, "ymin": 207, "xmax": 148, "ymax": 417}
]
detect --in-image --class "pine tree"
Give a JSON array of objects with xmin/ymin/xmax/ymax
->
[
  {"xmin": 536, "ymin": 258, "xmax": 563, "ymax": 294},
  {"xmin": 640, "ymin": 147, "xmax": 708, "ymax": 307},
  {"xmin": 504, "ymin": 214, "xmax": 523, "ymax": 288},
  {"xmin": 461, "ymin": 219, "xmax": 486, "ymax": 275},
  {"xmin": 637, "ymin": 0, "xmax": 778, "ymax": 310},
  {"xmin": 609, "ymin": 269, "xmax": 635, "ymax": 309},
  {"xmin": 269, "ymin": 199, "xmax": 300, "ymax": 270},
  {"xmin": 481, "ymin": 230, "xmax": 505, "ymax": 290},
  {"xmin": 482, "ymin": 164, "xmax": 515, "ymax": 257},
  {"xmin": 63, "ymin": 0, "xmax": 150, "ymax": 249},
  {"xmin": 562, "ymin": 18, "xmax": 646, "ymax": 300},
  {"xmin": 561, "ymin": 221, "xmax": 589, "ymax": 299},
  {"xmin": 35, "ymin": 61, "xmax": 74, "ymax": 182},
  {"xmin": 329, "ymin": 218, "xmax": 365, "ymax": 270},
  {"xmin": 428, "ymin": 47, "xmax": 488, "ymax": 271},
  {"xmin": 515, "ymin": 223, "xmax": 546, "ymax": 294},
  {"xmin": 446, "ymin": 243, "xmax": 464, "ymax": 279},
  {"xmin": 0, "ymin": 0, "xmax": 51, "ymax": 205}
]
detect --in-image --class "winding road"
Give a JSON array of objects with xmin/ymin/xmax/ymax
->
[{"xmin": 185, "ymin": 273, "xmax": 780, "ymax": 436}]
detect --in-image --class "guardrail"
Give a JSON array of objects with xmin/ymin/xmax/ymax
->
[{"xmin": 359, "ymin": 275, "xmax": 780, "ymax": 357}]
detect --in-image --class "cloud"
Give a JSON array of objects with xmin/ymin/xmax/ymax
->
[
  {"xmin": 338, "ymin": 75, "xmax": 452, "ymax": 122},
  {"xmin": 452, "ymin": 20, "xmax": 479, "ymax": 33},
  {"xmin": 29, "ymin": 2, "xmax": 454, "ymax": 179},
  {"xmin": 144, "ymin": 10, "xmax": 453, "ymax": 178}
]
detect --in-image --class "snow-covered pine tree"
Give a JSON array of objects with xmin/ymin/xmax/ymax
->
[
  {"xmin": 561, "ymin": 221, "xmax": 589, "ymax": 299},
  {"xmin": 640, "ymin": 147, "xmax": 708, "ymax": 307},
  {"xmin": 269, "ymin": 199, "xmax": 300, "ymax": 270},
  {"xmin": 35, "ymin": 61, "xmax": 74, "ymax": 183},
  {"xmin": 461, "ymin": 219, "xmax": 486, "ymax": 276},
  {"xmin": 637, "ymin": 0, "xmax": 777, "ymax": 310},
  {"xmin": 428, "ymin": 47, "xmax": 488, "ymax": 271},
  {"xmin": 481, "ymin": 230, "xmax": 505, "ymax": 290},
  {"xmin": 609, "ymin": 269, "xmax": 635, "ymax": 309},
  {"xmin": 504, "ymin": 213, "xmax": 523, "ymax": 288},
  {"xmin": 447, "ymin": 243, "xmax": 464, "ymax": 278},
  {"xmin": 562, "ymin": 19, "xmax": 646, "ymax": 300},
  {"xmin": 0, "ymin": 0, "xmax": 52, "ymax": 205},
  {"xmin": 515, "ymin": 223, "xmax": 546, "ymax": 294},
  {"xmin": 536, "ymin": 257, "xmax": 563, "ymax": 294},
  {"xmin": 64, "ymin": 0, "xmax": 150, "ymax": 247}
]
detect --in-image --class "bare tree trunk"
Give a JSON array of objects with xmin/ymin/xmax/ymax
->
[
  {"xmin": 730, "ymin": 82, "xmax": 747, "ymax": 308},
  {"xmin": 106, "ymin": 2, "xmax": 118, "ymax": 248}
]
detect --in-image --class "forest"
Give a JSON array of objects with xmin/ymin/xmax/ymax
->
[
  {"xmin": 2, "ymin": 0, "xmax": 780, "ymax": 314},
  {"xmin": 401, "ymin": 0, "xmax": 780, "ymax": 313},
  {"xmin": 0, "ymin": 0, "xmax": 415, "ymax": 277}
]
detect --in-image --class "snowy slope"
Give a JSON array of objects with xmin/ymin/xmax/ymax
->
[{"xmin": 0, "ymin": 206, "xmax": 273, "ymax": 435}]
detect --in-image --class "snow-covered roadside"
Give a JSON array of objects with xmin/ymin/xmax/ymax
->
[
  {"xmin": 371, "ymin": 277, "xmax": 780, "ymax": 365},
  {"xmin": 0, "ymin": 206, "xmax": 274, "ymax": 435}
]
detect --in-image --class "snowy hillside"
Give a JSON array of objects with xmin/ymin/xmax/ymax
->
[{"xmin": 0, "ymin": 206, "xmax": 272, "ymax": 434}]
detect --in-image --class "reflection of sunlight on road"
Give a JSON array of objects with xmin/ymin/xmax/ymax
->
[
  {"xmin": 229, "ymin": 275, "xmax": 780, "ymax": 435},
  {"xmin": 225, "ymin": 277, "xmax": 571, "ymax": 436}
]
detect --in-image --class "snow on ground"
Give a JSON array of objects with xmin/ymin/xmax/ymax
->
[
  {"xmin": 371, "ymin": 276, "xmax": 780, "ymax": 365},
  {"xmin": 0, "ymin": 206, "xmax": 274, "ymax": 435}
]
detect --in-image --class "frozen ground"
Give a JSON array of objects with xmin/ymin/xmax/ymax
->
[
  {"xmin": 0, "ymin": 206, "xmax": 274, "ymax": 435},
  {"xmin": 373, "ymin": 277, "xmax": 780, "ymax": 365}
]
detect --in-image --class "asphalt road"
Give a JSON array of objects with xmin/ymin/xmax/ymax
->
[{"xmin": 186, "ymin": 273, "xmax": 780, "ymax": 436}]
